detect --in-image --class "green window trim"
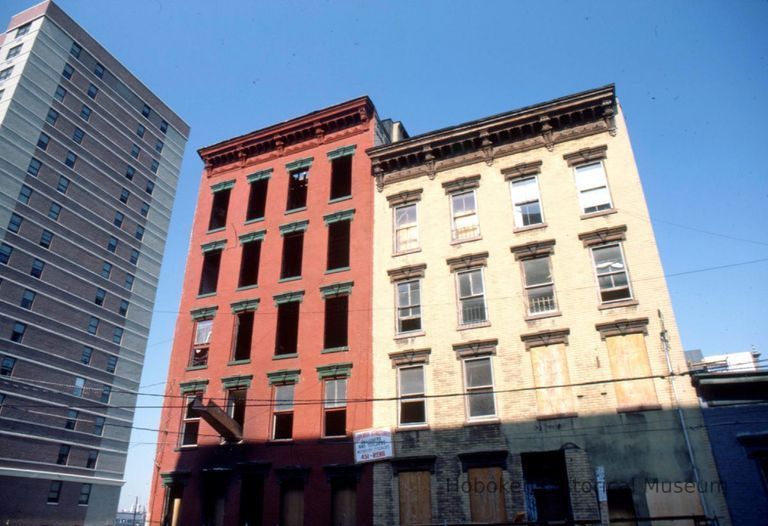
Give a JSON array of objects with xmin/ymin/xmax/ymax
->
[
  {"xmin": 239, "ymin": 230, "xmax": 266, "ymax": 244},
  {"xmin": 231, "ymin": 299, "xmax": 260, "ymax": 313},
  {"xmin": 267, "ymin": 369, "xmax": 301, "ymax": 385},
  {"xmin": 180, "ymin": 379, "xmax": 209, "ymax": 393},
  {"xmin": 221, "ymin": 374, "xmax": 253, "ymax": 389},
  {"xmin": 201, "ymin": 240, "xmax": 226, "ymax": 253},
  {"xmin": 211, "ymin": 180, "xmax": 235, "ymax": 193},
  {"xmin": 247, "ymin": 168, "xmax": 273, "ymax": 183},
  {"xmin": 273, "ymin": 290, "xmax": 304, "ymax": 306},
  {"xmin": 285, "ymin": 157, "xmax": 313, "ymax": 172},
  {"xmin": 327, "ymin": 145, "xmax": 357, "ymax": 160},
  {"xmin": 316, "ymin": 362, "xmax": 353, "ymax": 380},
  {"xmin": 190, "ymin": 306, "xmax": 218, "ymax": 321},
  {"xmin": 319, "ymin": 281, "xmax": 354, "ymax": 298},
  {"xmin": 323, "ymin": 209, "xmax": 355, "ymax": 225},
  {"xmin": 279, "ymin": 220, "xmax": 309, "ymax": 235}
]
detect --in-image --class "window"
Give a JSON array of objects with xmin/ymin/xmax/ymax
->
[
  {"xmin": 45, "ymin": 108, "xmax": 58, "ymax": 125},
  {"xmin": 80, "ymin": 346, "xmax": 93, "ymax": 365},
  {"xmin": 106, "ymin": 355, "xmax": 118, "ymax": 373},
  {"xmin": 208, "ymin": 188, "xmax": 231, "ymax": 231},
  {"xmin": 130, "ymin": 144, "xmax": 140, "ymax": 158},
  {"xmin": 15, "ymin": 23, "xmax": 31, "ymax": 38},
  {"xmin": 73, "ymin": 127, "xmax": 85, "ymax": 144},
  {"xmin": 124, "ymin": 274, "xmax": 134, "ymax": 290},
  {"xmin": 18, "ymin": 185, "xmax": 32, "ymax": 204},
  {"xmin": 140, "ymin": 202, "xmax": 150, "ymax": 217},
  {"xmin": 142, "ymin": 104, "xmax": 151, "ymax": 118},
  {"xmin": 47, "ymin": 481, "xmax": 62, "ymax": 504},
  {"xmin": 8, "ymin": 213, "xmax": 22, "ymax": 233},
  {"xmin": 150, "ymin": 159, "xmax": 159, "ymax": 173},
  {"xmin": 28, "ymin": 157, "xmax": 42, "ymax": 176},
  {"xmin": 0, "ymin": 67, "xmax": 13, "ymax": 81},
  {"xmin": 120, "ymin": 188, "xmax": 130, "ymax": 203},
  {"xmin": 457, "ymin": 269, "xmax": 487, "ymax": 325},
  {"xmin": 394, "ymin": 204, "xmax": 418, "ymax": 252},
  {"xmin": 604, "ymin": 332, "xmax": 658, "ymax": 409},
  {"xmin": 94, "ymin": 63, "xmax": 104, "ymax": 78},
  {"xmin": 280, "ymin": 480, "xmax": 304, "ymax": 526},
  {"xmin": 73, "ymin": 377, "xmax": 86, "ymax": 397},
  {"xmin": 20, "ymin": 289, "xmax": 35, "ymax": 309},
  {"xmin": 78, "ymin": 483, "xmax": 92, "ymax": 505},
  {"xmin": 64, "ymin": 409, "xmax": 78, "ymax": 429},
  {"xmin": 199, "ymin": 249, "xmax": 222, "ymax": 295},
  {"xmin": 125, "ymin": 166, "xmax": 135, "ymax": 180},
  {"xmin": 101, "ymin": 262, "xmax": 112, "ymax": 279},
  {"xmin": 114, "ymin": 211, "xmax": 124, "ymax": 227},
  {"xmin": 591, "ymin": 244, "xmax": 632, "ymax": 302},
  {"xmin": 280, "ymin": 232, "xmax": 304, "ymax": 279},
  {"xmin": 129, "ymin": 249, "xmax": 140, "ymax": 265},
  {"xmin": 323, "ymin": 378, "xmax": 347, "ymax": 437},
  {"xmin": 233, "ymin": 311, "xmax": 254, "ymax": 361},
  {"xmin": 6, "ymin": 45, "xmax": 22, "ymax": 59},
  {"xmin": 118, "ymin": 300, "xmax": 129, "ymax": 317},
  {"xmin": 450, "ymin": 191, "xmax": 480, "ymax": 241},
  {"xmin": 37, "ymin": 132, "xmax": 50, "ymax": 150},
  {"xmin": 330, "ymin": 479, "xmax": 357, "ymax": 526},
  {"xmin": 286, "ymin": 169, "xmax": 308, "ymax": 211},
  {"xmin": 80, "ymin": 105, "xmax": 91, "ymax": 121},
  {"xmin": 100, "ymin": 384, "xmax": 111, "ymax": 403},
  {"xmin": 155, "ymin": 140, "xmax": 164, "ymax": 153},
  {"xmin": 522, "ymin": 257, "xmax": 557, "ymax": 315},
  {"xmin": 398, "ymin": 471, "xmax": 432, "ymax": 525},
  {"xmin": 135, "ymin": 225, "xmax": 145, "ymax": 241},
  {"xmin": 246, "ymin": 178, "xmax": 269, "ymax": 220},
  {"xmin": 227, "ymin": 388, "xmax": 247, "ymax": 428},
  {"xmin": 57, "ymin": 445, "xmax": 70, "ymax": 465},
  {"xmin": 574, "ymin": 161, "xmax": 612, "ymax": 214},
  {"xmin": 238, "ymin": 240, "xmax": 261, "ymax": 288},
  {"xmin": 326, "ymin": 220, "xmax": 351, "ymax": 271},
  {"xmin": 93, "ymin": 416, "xmax": 105, "ymax": 435},
  {"xmin": 330, "ymin": 155, "xmax": 352, "ymax": 200},
  {"xmin": 95, "ymin": 288, "xmax": 106, "ymax": 305},
  {"xmin": 86, "ymin": 450, "xmax": 98, "ymax": 469},
  {"xmin": 145, "ymin": 180, "xmax": 154, "ymax": 194},
  {"xmin": 57, "ymin": 176, "xmax": 70, "ymax": 193},
  {"xmin": 272, "ymin": 383, "xmax": 295, "ymax": 440},
  {"xmin": 40, "ymin": 230, "xmax": 53, "ymax": 248},
  {"xmin": 190, "ymin": 319, "xmax": 212, "ymax": 367},
  {"xmin": 180, "ymin": 392, "xmax": 202, "ymax": 445},
  {"xmin": 48, "ymin": 202, "xmax": 62, "ymax": 221},
  {"xmin": 275, "ymin": 301, "xmax": 300, "ymax": 356},
  {"xmin": 0, "ymin": 357, "xmax": 16, "ymax": 376},
  {"xmin": 62, "ymin": 63, "xmax": 74, "ymax": 79},
  {"xmin": 54, "ymin": 85, "xmax": 67, "ymax": 101},
  {"xmin": 530, "ymin": 343, "xmax": 574, "ymax": 417},
  {"xmin": 323, "ymin": 296, "xmax": 348, "ymax": 350},
  {"xmin": 31, "ymin": 258, "xmax": 45, "ymax": 278},
  {"xmin": 464, "ymin": 357, "xmax": 496, "ymax": 420},
  {"xmin": 0, "ymin": 243, "xmax": 12, "ymax": 265},
  {"xmin": 70, "ymin": 42, "xmax": 82, "ymax": 58},
  {"xmin": 160, "ymin": 120, "xmax": 168, "ymax": 133},
  {"xmin": 87, "ymin": 316, "xmax": 99, "ymax": 335},
  {"xmin": 396, "ymin": 280, "xmax": 422, "ymax": 334},
  {"xmin": 136, "ymin": 124, "xmax": 145, "ymax": 137},
  {"xmin": 510, "ymin": 175, "xmax": 544, "ymax": 227},
  {"xmin": 65, "ymin": 151, "xmax": 77, "ymax": 168}
]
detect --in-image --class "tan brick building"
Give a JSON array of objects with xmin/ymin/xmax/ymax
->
[{"xmin": 367, "ymin": 85, "xmax": 729, "ymax": 524}]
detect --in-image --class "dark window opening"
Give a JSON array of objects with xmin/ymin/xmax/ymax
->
[
  {"xmin": 273, "ymin": 413, "xmax": 293, "ymax": 440},
  {"xmin": 286, "ymin": 170, "xmax": 308, "ymax": 211},
  {"xmin": 331, "ymin": 479, "xmax": 357, "ymax": 526},
  {"xmin": 47, "ymin": 481, "xmax": 62, "ymax": 503},
  {"xmin": 326, "ymin": 220, "xmax": 351, "ymax": 271},
  {"xmin": 233, "ymin": 311, "xmax": 254, "ymax": 361},
  {"xmin": 608, "ymin": 488, "xmax": 637, "ymax": 524},
  {"xmin": 86, "ymin": 450, "xmax": 98, "ymax": 469},
  {"xmin": 181, "ymin": 393, "xmax": 202, "ymax": 446},
  {"xmin": 323, "ymin": 296, "xmax": 348, "ymax": 350},
  {"xmin": 239, "ymin": 240, "xmax": 261, "ymax": 288},
  {"xmin": 246, "ymin": 178, "xmax": 269, "ymax": 221},
  {"xmin": 208, "ymin": 189, "xmax": 230, "ymax": 231},
  {"xmin": 323, "ymin": 378, "xmax": 347, "ymax": 437},
  {"xmin": 65, "ymin": 409, "xmax": 78, "ymax": 430},
  {"xmin": 330, "ymin": 155, "xmax": 352, "ymax": 200},
  {"xmin": 239, "ymin": 475, "xmax": 265, "ymax": 526},
  {"xmin": 228, "ymin": 388, "xmax": 247, "ymax": 428},
  {"xmin": 198, "ymin": 250, "xmax": 222, "ymax": 295},
  {"xmin": 521, "ymin": 450, "xmax": 572, "ymax": 522},
  {"xmin": 275, "ymin": 302, "xmax": 299, "ymax": 356},
  {"xmin": 280, "ymin": 232, "xmax": 304, "ymax": 279},
  {"xmin": 56, "ymin": 445, "xmax": 70, "ymax": 465}
]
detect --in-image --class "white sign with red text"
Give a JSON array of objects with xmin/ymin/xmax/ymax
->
[{"xmin": 354, "ymin": 428, "xmax": 393, "ymax": 463}]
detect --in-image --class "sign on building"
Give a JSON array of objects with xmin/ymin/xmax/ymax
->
[{"xmin": 354, "ymin": 428, "xmax": 394, "ymax": 463}]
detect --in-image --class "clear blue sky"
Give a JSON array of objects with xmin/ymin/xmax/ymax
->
[{"xmin": 3, "ymin": 0, "xmax": 766, "ymax": 511}]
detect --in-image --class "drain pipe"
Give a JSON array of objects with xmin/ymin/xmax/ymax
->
[{"xmin": 658, "ymin": 309, "xmax": 710, "ymax": 519}]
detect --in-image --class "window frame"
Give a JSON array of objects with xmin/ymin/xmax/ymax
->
[
  {"xmin": 395, "ymin": 279, "xmax": 422, "ymax": 335},
  {"xmin": 393, "ymin": 203, "xmax": 419, "ymax": 253},
  {"xmin": 456, "ymin": 268, "xmax": 488, "ymax": 326},
  {"xmin": 521, "ymin": 256, "xmax": 558, "ymax": 315},
  {"xmin": 272, "ymin": 383, "xmax": 295, "ymax": 440},
  {"xmin": 463, "ymin": 356, "xmax": 497, "ymax": 421},
  {"xmin": 574, "ymin": 160, "xmax": 613, "ymax": 215},
  {"xmin": 509, "ymin": 175, "xmax": 544, "ymax": 228},
  {"xmin": 323, "ymin": 377, "xmax": 348, "ymax": 437},
  {"xmin": 590, "ymin": 242, "xmax": 633, "ymax": 304},
  {"xmin": 190, "ymin": 319, "xmax": 212, "ymax": 367},
  {"xmin": 449, "ymin": 189, "xmax": 481, "ymax": 241},
  {"xmin": 179, "ymin": 392, "xmax": 203, "ymax": 447},
  {"xmin": 398, "ymin": 365, "xmax": 427, "ymax": 427}
]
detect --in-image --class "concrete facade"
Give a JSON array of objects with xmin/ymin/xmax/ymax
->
[{"xmin": 0, "ymin": 2, "xmax": 188, "ymax": 524}]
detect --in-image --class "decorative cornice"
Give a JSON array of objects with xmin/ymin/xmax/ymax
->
[
  {"xmin": 520, "ymin": 328, "xmax": 570, "ymax": 350},
  {"xmin": 279, "ymin": 220, "xmax": 309, "ymax": 235},
  {"xmin": 160, "ymin": 471, "xmax": 190, "ymax": 486},
  {"xmin": 221, "ymin": 374, "xmax": 253, "ymax": 389},
  {"xmin": 578, "ymin": 225, "xmax": 627, "ymax": 247},
  {"xmin": 446, "ymin": 252, "xmax": 489, "ymax": 272},
  {"xmin": 239, "ymin": 230, "xmax": 266, "ymax": 244},
  {"xmin": 190, "ymin": 306, "xmax": 218, "ymax": 321},
  {"xmin": 285, "ymin": 157, "xmax": 314, "ymax": 172},
  {"xmin": 267, "ymin": 369, "xmax": 301, "ymax": 385},
  {"xmin": 501, "ymin": 160, "xmax": 542, "ymax": 181},
  {"xmin": 563, "ymin": 145, "xmax": 608, "ymax": 166},
  {"xmin": 386, "ymin": 188, "xmax": 423, "ymax": 207},
  {"xmin": 273, "ymin": 290, "xmax": 305, "ymax": 305},
  {"xmin": 453, "ymin": 339, "xmax": 498, "ymax": 358},
  {"xmin": 201, "ymin": 240, "xmax": 226, "ymax": 253},
  {"xmin": 247, "ymin": 168, "xmax": 272, "ymax": 183},
  {"xmin": 324, "ymin": 209, "xmax": 355, "ymax": 225},
  {"xmin": 316, "ymin": 362, "xmax": 353, "ymax": 380},
  {"xmin": 327, "ymin": 145, "xmax": 357, "ymax": 160},
  {"xmin": 595, "ymin": 317, "xmax": 649, "ymax": 339},
  {"xmin": 179, "ymin": 379, "xmax": 209, "ymax": 393},
  {"xmin": 231, "ymin": 299, "xmax": 260, "ymax": 313},
  {"xmin": 319, "ymin": 281, "xmax": 354, "ymax": 298},
  {"xmin": 389, "ymin": 348, "xmax": 431, "ymax": 366},
  {"xmin": 510, "ymin": 239, "xmax": 556, "ymax": 260},
  {"xmin": 387, "ymin": 263, "xmax": 427, "ymax": 283},
  {"xmin": 442, "ymin": 174, "xmax": 481, "ymax": 194},
  {"xmin": 211, "ymin": 180, "xmax": 235, "ymax": 193}
]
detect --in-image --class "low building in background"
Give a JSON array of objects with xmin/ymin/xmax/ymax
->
[{"xmin": 115, "ymin": 508, "xmax": 147, "ymax": 526}]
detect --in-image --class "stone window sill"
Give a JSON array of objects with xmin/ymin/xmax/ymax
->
[
  {"xmin": 525, "ymin": 310, "xmax": 562, "ymax": 322},
  {"xmin": 513, "ymin": 222, "xmax": 547, "ymax": 233},
  {"xmin": 273, "ymin": 353, "xmax": 298, "ymax": 361},
  {"xmin": 536, "ymin": 412, "xmax": 578, "ymax": 421},
  {"xmin": 598, "ymin": 299, "xmax": 638, "ymax": 310},
  {"xmin": 581, "ymin": 208, "xmax": 617, "ymax": 220}
]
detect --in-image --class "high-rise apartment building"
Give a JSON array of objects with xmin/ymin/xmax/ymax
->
[
  {"xmin": 0, "ymin": 2, "xmax": 188, "ymax": 524},
  {"xmin": 150, "ymin": 97, "xmax": 400, "ymax": 526}
]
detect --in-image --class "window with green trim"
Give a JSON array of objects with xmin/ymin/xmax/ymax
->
[{"xmin": 330, "ymin": 155, "xmax": 352, "ymax": 200}]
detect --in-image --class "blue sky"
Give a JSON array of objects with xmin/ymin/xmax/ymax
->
[{"xmin": 3, "ymin": 0, "xmax": 767, "ymax": 511}]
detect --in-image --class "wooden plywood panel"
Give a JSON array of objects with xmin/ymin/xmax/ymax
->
[
  {"xmin": 606, "ymin": 334, "xmax": 658, "ymax": 409},
  {"xmin": 469, "ymin": 467, "xmax": 508, "ymax": 523},
  {"xmin": 332, "ymin": 483, "xmax": 356, "ymax": 526},
  {"xmin": 645, "ymin": 484, "xmax": 703, "ymax": 526},
  {"xmin": 530, "ymin": 344, "xmax": 575, "ymax": 416},
  {"xmin": 399, "ymin": 471, "xmax": 432, "ymax": 525},
  {"xmin": 281, "ymin": 485, "xmax": 304, "ymax": 526}
]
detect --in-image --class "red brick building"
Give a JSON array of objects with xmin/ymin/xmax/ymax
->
[{"xmin": 149, "ymin": 97, "xmax": 402, "ymax": 526}]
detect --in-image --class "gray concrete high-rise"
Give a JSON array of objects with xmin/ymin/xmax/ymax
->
[{"xmin": 0, "ymin": 2, "xmax": 188, "ymax": 524}]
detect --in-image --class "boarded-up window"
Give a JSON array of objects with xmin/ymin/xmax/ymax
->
[
  {"xmin": 238, "ymin": 475, "xmax": 264, "ymax": 526},
  {"xmin": 468, "ymin": 467, "xmax": 507, "ymax": 523},
  {"xmin": 164, "ymin": 485, "xmax": 184, "ymax": 526},
  {"xmin": 605, "ymin": 333, "xmax": 658, "ymax": 409},
  {"xmin": 280, "ymin": 481, "xmax": 304, "ymax": 526},
  {"xmin": 530, "ymin": 344, "xmax": 574, "ymax": 417},
  {"xmin": 399, "ymin": 471, "xmax": 432, "ymax": 525},
  {"xmin": 331, "ymin": 480, "xmax": 356, "ymax": 526}
]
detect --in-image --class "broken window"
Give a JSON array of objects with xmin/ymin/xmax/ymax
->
[
  {"xmin": 398, "ymin": 471, "xmax": 432, "ymax": 525},
  {"xmin": 190, "ymin": 319, "xmax": 212, "ymax": 367},
  {"xmin": 468, "ymin": 467, "xmax": 507, "ymax": 522},
  {"xmin": 239, "ymin": 239, "xmax": 261, "ymax": 288},
  {"xmin": 591, "ymin": 243, "xmax": 632, "ymax": 303},
  {"xmin": 398, "ymin": 366, "xmax": 426, "ymax": 426},
  {"xmin": 522, "ymin": 256, "xmax": 557, "ymax": 315},
  {"xmin": 279, "ymin": 480, "xmax": 304, "ymax": 526},
  {"xmin": 227, "ymin": 387, "xmax": 247, "ymax": 429},
  {"xmin": 246, "ymin": 178, "xmax": 269, "ymax": 221},
  {"xmin": 208, "ymin": 187, "xmax": 231, "ymax": 231},
  {"xmin": 198, "ymin": 249, "xmax": 222, "ymax": 295},
  {"xmin": 323, "ymin": 296, "xmax": 348, "ymax": 350},
  {"xmin": 275, "ymin": 302, "xmax": 300, "ymax": 356},
  {"xmin": 326, "ymin": 220, "xmax": 351, "ymax": 271},
  {"xmin": 463, "ymin": 357, "xmax": 495, "ymax": 420},
  {"xmin": 286, "ymin": 169, "xmax": 308, "ymax": 211},
  {"xmin": 396, "ymin": 280, "xmax": 422, "ymax": 334},
  {"xmin": 330, "ymin": 155, "xmax": 352, "ymax": 200},
  {"xmin": 180, "ymin": 392, "xmax": 203, "ymax": 446},
  {"xmin": 272, "ymin": 383, "xmax": 294, "ymax": 440},
  {"xmin": 521, "ymin": 451, "xmax": 572, "ymax": 522},
  {"xmin": 280, "ymin": 232, "xmax": 304, "ymax": 279},
  {"xmin": 233, "ymin": 311, "xmax": 254, "ymax": 361},
  {"xmin": 323, "ymin": 378, "xmax": 347, "ymax": 437}
]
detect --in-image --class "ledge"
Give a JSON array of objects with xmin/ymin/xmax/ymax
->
[
  {"xmin": 328, "ymin": 195, "xmax": 353, "ymax": 204},
  {"xmin": 284, "ymin": 206, "xmax": 307, "ymax": 216},
  {"xmin": 393, "ymin": 248, "xmax": 422, "ymax": 257},
  {"xmin": 463, "ymin": 418, "xmax": 500, "ymax": 427},
  {"xmin": 394, "ymin": 331, "xmax": 425, "ymax": 340},
  {"xmin": 244, "ymin": 217, "xmax": 265, "ymax": 225},
  {"xmin": 325, "ymin": 266, "xmax": 350, "ymax": 275},
  {"xmin": 617, "ymin": 404, "xmax": 662, "ymax": 414},
  {"xmin": 321, "ymin": 346, "xmax": 349, "ymax": 354},
  {"xmin": 513, "ymin": 222, "xmax": 547, "ymax": 234},
  {"xmin": 524, "ymin": 310, "xmax": 562, "ymax": 322},
  {"xmin": 196, "ymin": 292, "xmax": 217, "ymax": 299},
  {"xmin": 450, "ymin": 235, "xmax": 482, "ymax": 246},
  {"xmin": 278, "ymin": 276, "xmax": 302, "ymax": 283},
  {"xmin": 396, "ymin": 424, "xmax": 430, "ymax": 432},
  {"xmin": 185, "ymin": 365, "xmax": 208, "ymax": 372},
  {"xmin": 456, "ymin": 321, "xmax": 491, "ymax": 331},
  {"xmin": 536, "ymin": 412, "xmax": 578, "ymax": 421},
  {"xmin": 580, "ymin": 208, "xmax": 617, "ymax": 220},
  {"xmin": 206, "ymin": 227, "xmax": 226, "ymax": 234},
  {"xmin": 272, "ymin": 353, "xmax": 298, "ymax": 361},
  {"xmin": 227, "ymin": 359, "xmax": 251, "ymax": 366},
  {"xmin": 236, "ymin": 284, "xmax": 259, "ymax": 292},
  {"xmin": 597, "ymin": 299, "xmax": 638, "ymax": 311}
]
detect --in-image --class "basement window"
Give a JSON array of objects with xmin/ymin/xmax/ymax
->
[
  {"xmin": 275, "ymin": 302, "xmax": 300, "ymax": 356},
  {"xmin": 326, "ymin": 220, "xmax": 351, "ymax": 271},
  {"xmin": 272, "ymin": 383, "xmax": 294, "ymax": 440},
  {"xmin": 286, "ymin": 170, "xmax": 308, "ymax": 211},
  {"xmin": 233, "ymin": 311, "xmax": 254, "ymax": 361},
  {"xmin": 280, "ymin": 232, "xmax": 304, "ymax": 279},
  {"xmin": 238, "ymin": 240, "xmax": 261, "ymax": 288},
  {"xmin": 323, "ymin": 296, "xmax": 348, "ymax": 350},
  {"xmin": 208, "ymin": 188, "xmax": 231, "ymax": 231},
  {"xmin": 323, "ymin": 378, "xmax": 347, "ymax": 437},
  {"xmin": 329, "ymin": 155, "xmax": 352, "ymax": 200},
  {"xmin": 246, "ymin": 178, "xmax": 269, "ymax": 221},
  {"xmin": 198, "ymin": 250, "xmax": 222, "ymax": 295}
]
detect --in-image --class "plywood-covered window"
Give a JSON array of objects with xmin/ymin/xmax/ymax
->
[
  {"xmin": 331, "ymin": 479, "xmax": 356, "ymax": 526},
  {"xmin": 530, "ymin": 344, "xmax": 574, "ymax": 417},
  {"xmin": 468, "ymin": 467, "xmax": 507, "ymax": 523},
  {"xmin": 398, "ymin": 471, "xmax": 432, "ymax": 525},
  {"xmin": 280, "ymin": 480, "xmax": 304, "ymax": 526},
  {"xmin": 605, "ymin": 333, "xmax": 658, "ymax": 410}
]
